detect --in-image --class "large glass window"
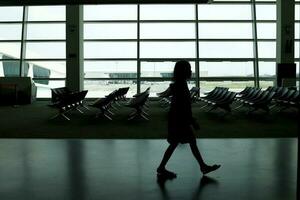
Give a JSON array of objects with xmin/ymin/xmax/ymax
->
[
  {"xmin": 1, "ymin": 2, "xmax": 292, "ymax": 97},
  {"xmin": 0, "ymin": 6, "xmax": 23, "ymax": 78},
  {"xmin": 83, "ymin": 5, "xmax": 138, "ymax": 97},
  {"xmin": 25, "ymin": 6, "xmax": 66, "ymax": 97}
]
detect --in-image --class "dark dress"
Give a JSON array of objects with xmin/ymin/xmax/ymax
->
[{"xmin": 167, "ymin": 81, "xmax": 196, "ymax": 144}]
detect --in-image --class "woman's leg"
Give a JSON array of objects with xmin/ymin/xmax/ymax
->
[
  {"xmin": 157, "ymin": 143, "xmax": 178, "ymax": 171},
  {"xmin": 189, "ymin": 140, "xmax": 207, "ymax": 170},
  {"xmin": 190, "ymin": 140, "xmax": 221, "ymax": 174}
]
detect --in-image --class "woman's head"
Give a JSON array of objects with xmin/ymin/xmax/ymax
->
[{"xmin": 173, "ymin": 60, "xmax": 192, "ymax": 81}]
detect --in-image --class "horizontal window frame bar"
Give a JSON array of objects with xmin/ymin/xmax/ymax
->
[
  {"xmin": 83, "ymin": 58, "xmax": 257, "ymax": 62},
  {"xmin": 83, "ymin": 20, "xmax": 262, "ymax": 23},
  {"xmin": 25, "ymin": 21, "xmax": 66, "ymax": 24},
  {"xmin": 0, "ymin": 39, "xmax": 283, "ymax": 42},
  {"xmin": 211, "ymin": 1, "xmax": 275, "ymax": 5},
  {"xmin": 24, "ymin": 40, "xmax": 66, "ymax": 42},
  {"xmin": 199, "ymin": 77, "xmax": 255, "ymax": 81},
  {"xmin": 32, "ymin": 77, "xmax": 65, "ymax": 81},
  {"xmin": 24, "ymin": 58, "xmax": 67, "ymax": 61},
  {"xmin": 0, "ymin": 21, "xmax": 23, "ymax": 24},
  {"xmin": 84, "ymin": 39, "xmax": 258, "ymax": 41},
  {"xmin": 84, "ymin": 78, "xmax": 137, "ymax": 81}
]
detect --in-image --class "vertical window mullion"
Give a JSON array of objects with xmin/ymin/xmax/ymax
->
[
  {"xmin": 137, "ymin": 4, "xmax": 141, "ymax": 94},
  {"xmin": 195, "ymin": 4, "xmax": 200, "ymax": 90},
  {"xmin": 20, "ymin": 6, "xmax": 28, "ymax": 77},
  {"xmin": 251, "ymin": 0, "xmax": 260, "ymax": 88}
]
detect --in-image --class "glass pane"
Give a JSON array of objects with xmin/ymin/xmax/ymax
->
[
  {"xmin": 25, "ymin": 61, "xmax": 66, "ymax": 78},
  {"xmin": 140, "ymin": 42, "xmax": 196, "ymax": 58},
  {"xmin": 259, "ymin": 61, "xmax": 276, "ymax": 89},
  {"xmin": 199, "ymin": 62, "xmax": 254, "ymax": 77},
  {"xmin": 84, "ymin": 80, "xmax": 137, "ymax": 98},
  {"xmin": 259, "ymin": 61, "xmax": 275, "ymax": 76},
  {"xmin": 26, "ymin": 24, "xmax": 66, "ymax": 40},
  {"xmin": 257, "ymin": 23, "xmax": 276, "ymax": 39},
  {"xmin": 28, "ymin": 6, "xmax": 66, "ymax": 21},
  {"xmin": 84, "ymin": 5, "xmax": 137, "ymax": 20},
  {"xmin": 140, "ymin": 5, "xmax": 194, "ymax": 20},
  {"xmin": 295, "ymin": 42, "xmax": 299, "ymax": 59},
  {"xmin": 256, "ymin": 5, "xmax": 276, "ymax": 20},
  {"xmin": 25, "ymin": 42, "xmax": 66, "ymax": 59},
  {"xmin": 198, "ymin": 23, "xmax": 252, "ymax": 39},
  {"xmin": 84, "ymin": 23, "xmax": 137, "ymax": 39},
  {"xmin": 0, "ymin": 60, "xmax": 20, "ymax": 77},
  {"xmin": 259, "ymin": 80, "xmax": 275, "ymax": 89},
  {"xmin": 198, "ymin": 5, "xmax": 251, "ymax": 20},
  {"xmin": 36, "ymin": 80, "xmax": 65, "ymax": 98},
  {"xmin": 200, "ymin": 81, "xmax": 255, "ymax": 93},
  {"xmin": 141, "ymin": 61, "xmax": 195, "ymax": 77},
  {"xmin": 140, "ymin": 23, "xmax": 195, "ymax": 39},
  {"xmin": 141, "ymin": 80, "xmax": 195, "ymax": 97},
  {"xmin": 84, "ymin": 42, "xmax": 137, "ymax": 59},
  {"xmin": 295, "ymin": 5, "xmax": 300, "ymax": 20},
  {"xmin": 258, "ymin": 42, "xmax": 276, "ymax": 58},
  {"xmin": 199, "ymin": 42, "xmax": 253, "ymax": 58},
  {"xmin": 0, "ymin": 24, "xmax": 22, "ymax": 40},
  {"xmin": 84, "ymin": 61, "xmax": 137, "ymax": 78},
  {"xmin": 0, "ymin": 7, "xmax": 23, "ymax": 22},
  {"xmin": 0, "ymin": 42, "xmax": 21, "ymax": 58},
  {"xmin": 295, "ymin": 23, "xmax": 299, "ymax": 39}
]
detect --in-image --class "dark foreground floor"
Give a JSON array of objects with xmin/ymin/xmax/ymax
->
[{"xmin": 0, "ymin": 138, "xmax": 297, "ymax": 200}]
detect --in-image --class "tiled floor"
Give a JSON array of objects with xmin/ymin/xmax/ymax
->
[{"xmin": 0, "ymin": 139, "xmax": 297, "ymax": 200}]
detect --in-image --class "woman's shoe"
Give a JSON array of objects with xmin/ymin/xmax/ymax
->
[
  {"xmin": 157, "ymin": 168, "xmax": 177, "ymax": 179},
  {"xmin": 201, "ymin": 164, "xmax": 221, "ymax": 175}
]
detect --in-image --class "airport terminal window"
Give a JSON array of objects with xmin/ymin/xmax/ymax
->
[
  {"xmin": 199, "ymin": 62, "xmax": 254, "ymax": 78},
  {"xmin": 84, "ymin": 42, "xmax": 137, "ymax": 59},
  {"xmin": 0, "ymin": 7, "xmax": 23, "ymax": 21},
  {"xmin": 84, "ymin": 23, "xmax": 137, "ymax": 39},
  {"xmin": 257, "ymin": 23, "xmax": 276, "ymax": 39},
  {"xmin": 25, "ymin": 6, "xmax": 66, "ymax": 97},
  {"xmin": 140, "ymin": 23, "xmax": 195, "ymax": 39},
  {"xmin": 0, "ymin": 6, "xmax": 22, "ymax": 78},
  {"xmin": 198, "ymin": 42, "xmax": 254, "ymax": 58},
  {"xmin": 198, "ymin": 23, "xmax": 253, "ymax": 39},
  {"xmin": 140, "ymin": 5, "xmax": 194, "ymax": 20},
  {"xmin": 259, "ymin": 61, "xmax": 276, "ymax": 88},
  {"xmin": 84, "ymin": 5, "xmax": 137, "ymax": 20},
  {"xmin": 198, "ymin": 5, "xmax": 252, "ymax": 20},
  {"xmin": 2, "ymin": 2, "xmax": 299, "ymax": 98}
]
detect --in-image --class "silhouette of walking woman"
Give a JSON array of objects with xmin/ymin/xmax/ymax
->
[{"xmin": 157, "ymin": 60, "xmax": 220, "ymax": 179}]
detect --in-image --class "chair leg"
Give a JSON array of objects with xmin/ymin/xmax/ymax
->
[
  {"xmin": 76, "ymin": 107, "xmax": 84, "ymax": 113},
  {"xmin": 141, "ymin": 113, "xmax": 149, "ymax": 120},
  {"xmin": 206, "ymin": 106, "xmax": 216, "ymax": 112}
]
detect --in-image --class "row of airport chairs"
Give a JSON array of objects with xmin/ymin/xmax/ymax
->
[
  {"xmin": 89, "ymin": 87, "xmax": 150, "ymax": 121},
  {"xmin": 49, "ymin": 87, "xmax": 88, "ymax": 120},
  {"xmin": 89, "ymin": 87, "xmax": 130, "ymax": 120},
  {"xmin": 234, "ymin": 86, "xmax": 299, "ymax": 113},
  {"xmin": 198, "ymin": 87, "xmax": 237, "ymax": 112},
  {"xmin": 234, "ymin": 87, "xmax": 275, "ymax": 113}
]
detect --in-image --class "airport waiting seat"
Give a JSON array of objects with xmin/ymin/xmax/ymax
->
[
  {"xmin": 49, "ymin": 90, "xmax": 88, "ymax": 120},
  {"xmin": 125, "ymin": 88, "xmax": 150, "ymax": 120},
  {"xmin": 89, "ymin": 90, "xmax": 118, "ymax": 120},
  {"xmin": 51, "ymin": 87, "xmax": 72, "ymax": 104},
  {"xmin": 205, "ymin": 91, "xmax": 237, "ymax": 113},
  {"xmin": 243, "ymin": 91, "xmax": 276, "ymax": 113}
]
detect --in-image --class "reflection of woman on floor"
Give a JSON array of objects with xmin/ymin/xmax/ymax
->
[{"xmin": 157, "ymin": 60, "xmax": 220, "ymax": 178}]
